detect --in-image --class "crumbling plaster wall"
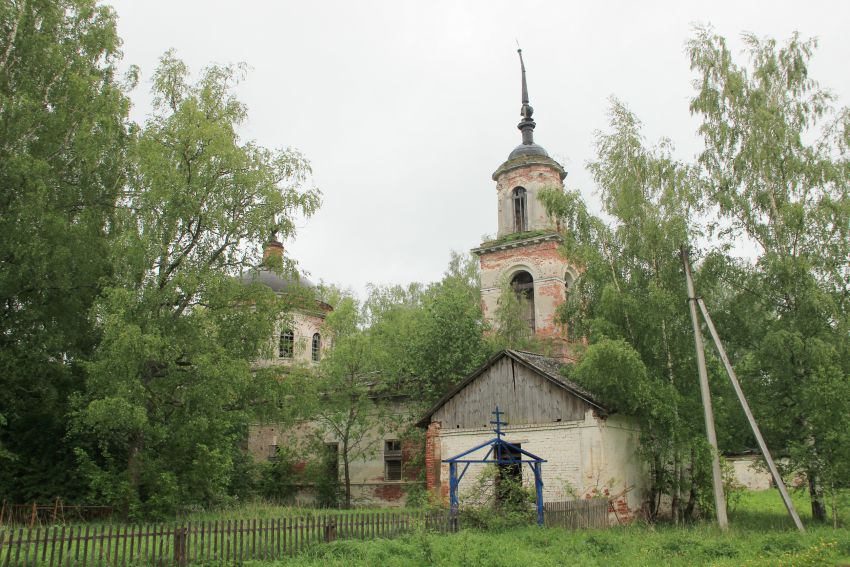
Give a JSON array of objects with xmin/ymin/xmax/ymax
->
[
  {"xmin": 248, "ymin": 401, "xmax": 423, "ymax": 507},
  {"xmin": 494, "ymin": 162, "xmax": 563, "ymax": 237},
  {"xmin": 478, "ymin": 239, "xmax": 575, "ymax": 338},
  {"xmin": 431, "ymin": 410, "xmax": 644, "ymax": 523}
]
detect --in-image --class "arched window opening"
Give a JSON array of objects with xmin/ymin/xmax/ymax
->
[
  {"xmin": 311, "ymin": 333, "xmax": 322, "ymax": 362},
  {"xmin": 564, "ymin": 272, "xmax": 575, "ymax": 298},
  {"xmin": 510, "ymin": 271, "xmax": 535, "ymax": 333},
  {"xmin": 512, "ymin": 187, "xmax": 528, "ymax": 232},
  {"xmin": 279, "ymin": 330, "xmax": 294, "ymax": 358}
]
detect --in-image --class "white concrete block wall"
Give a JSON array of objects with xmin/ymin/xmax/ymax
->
[{"xmin": 438, "ymin": 410, "xmax": 644, "ymax": 513}]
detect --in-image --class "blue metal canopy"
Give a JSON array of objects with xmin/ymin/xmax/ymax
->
[{"xmin": 443, "ymin": 406, "xmax": 547, "ymax": 526}]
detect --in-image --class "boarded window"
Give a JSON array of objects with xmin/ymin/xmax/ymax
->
[
  {"xmin": 384, "ymin": 440, "xmax": 402, "ymax": 481},
  {"xmin": 512, "ymin": 187, "xmax": 528, "ymax": 232},
  {"xmin": 311, "ymin": 333, "xmax": 321, "ymax": 362},
  {"xmin": 511, "ymin": 271, "xmax": 535, "ymax": 332},
  {"xmin": 279, "ymin": 330, "xmax": 294, "ymax": 358}
]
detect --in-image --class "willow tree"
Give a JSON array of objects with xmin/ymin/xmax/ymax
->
[
  {"xmin": 689, "ymin": 29, "xmax": 850, "ymax": 522},
  {"xmin": 71, "ymin": 51, "xmax": 320, "ymax": 518}
]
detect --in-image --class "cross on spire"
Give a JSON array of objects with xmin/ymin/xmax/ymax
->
[
  {"xmin": 490, "ymin": 406, "xmax": 508, "ymax": 439},
  {"xmin": 516, "ymin": 48, "xmax": 536, "ymax": 145}
]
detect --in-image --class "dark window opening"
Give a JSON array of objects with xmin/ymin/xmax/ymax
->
[
  {"xmin": 512, "ymin": 187, "xmax": 528, "ymax": 232},
  {"xmin": 385, "ymin": 440, "xmax": 402, "ymax": 481},
  {"xmin": 497, "ymin": 443, "xmax": 523, "ymax": 505},
  {"xmin": 279, "ymin": 329, "xmax": 294, "ymax": 358},
  {"xmin": 511, "ymin": 271, "xmax": 536, "ymax": 333},
  {"xmin": 324, "ymin": 442, "xmax": 339, "ymax": 480},
  {"xmin": 311, "ymin": 333, "xmax": 321, "ymax": 362}
]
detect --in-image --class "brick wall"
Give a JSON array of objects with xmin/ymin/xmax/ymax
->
[{"xmin": 425, "ymin": 421, "xmax": 441, "ymax": 497}]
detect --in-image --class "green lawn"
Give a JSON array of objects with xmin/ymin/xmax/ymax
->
[{"xmin": 242, "ymin": 491, "xmax": 850, "ymax": 567}]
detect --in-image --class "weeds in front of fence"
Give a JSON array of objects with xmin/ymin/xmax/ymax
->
[{"xmin": 0, "ymin": 508, "xmax": 456, "ymax": 567}]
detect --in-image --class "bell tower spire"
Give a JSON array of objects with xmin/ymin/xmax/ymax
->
[
  {"xmin": 517, "ymin": 48, "xmax": 536, "ymax": 146},
  {"xmin": 474, "ymin": 47, "xmax": 573, "ymax": 360}
]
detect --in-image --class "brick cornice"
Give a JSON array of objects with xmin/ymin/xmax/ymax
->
[
  {"xmin": 491, "ymin": 155, "xmax": 567, "ymax": 181},
  {"xmin": 472, "ymin": 232, "xmax": 563, "ymax": 256}
]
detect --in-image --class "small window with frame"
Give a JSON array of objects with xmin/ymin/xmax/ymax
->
[
  {"xmin": 279, "ymin": 330, "xmax": 294, "ymax": 358},
  {"xmin": 384, "ymin": 440, "xmax": 402, "ymax": 481},
  {"xmin": 311, "ymin": 333, "xmax": 321, "ymax": 362}
]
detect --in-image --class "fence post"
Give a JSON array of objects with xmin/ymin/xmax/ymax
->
[
  {"xmin": 174, "ymin": 527, "xmax": 187, "ymax": 567},
  {"xmin": 324, "ymin": 520, "xmax": 336, "ymax": 543}
]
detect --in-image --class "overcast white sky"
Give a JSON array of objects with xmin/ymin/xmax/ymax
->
[{"xmin": 105, "ymin": 1, "xmax": 850, "ymax": 297}]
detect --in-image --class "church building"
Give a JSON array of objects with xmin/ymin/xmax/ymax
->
[
  {"xmin": 244, "ymin": 51, "xmax": 646, "ymax": 518},
  {"xmin": 419, "ymin": 51, "xmax": 646, "ymax": 523}
]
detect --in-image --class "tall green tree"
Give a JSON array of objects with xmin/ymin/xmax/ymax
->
[
  {"xmin": 408, "ymin": 252, "xmax": 491, "ymax": 400},
  {"xmin": 311, "ymin": 294, "xmax": 390, "ymax": 509},
  {"xmin": 688, "ymin": 29, "xmax": 850, "ymax": 522},
  {"xmin": 362, "ymin": 252, "xmax": 491, "ymax": 403},
  {"xmin": 70, "ymin": 51, "xmax": 320, "ymax": 518},
  {"xmin": 0, "ymin": 0, "xmax": 130, "ymax": 500},
  {"xmin": 540, "ymin": 100, "xmax": 722, "ymax": 522}
]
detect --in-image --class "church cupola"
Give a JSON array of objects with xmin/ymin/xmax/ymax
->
[{"xmin": 492, "ymin": 49, "xmax": 566, "ymax": 238}]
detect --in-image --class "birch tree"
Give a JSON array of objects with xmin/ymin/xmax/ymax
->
[
  {"xmin": 689, "ymin": 28, "xmax": 850, "ymax": 522},
  {"xmin": 540, "ymin": 100, "xmax": 722, "ymax": 522}
]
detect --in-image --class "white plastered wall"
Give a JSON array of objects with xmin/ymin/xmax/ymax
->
[{"xmin": 437, "ymin": 410, "xmax": 645, "ymax": 520}]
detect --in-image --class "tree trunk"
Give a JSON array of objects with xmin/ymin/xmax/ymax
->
[
  {"xmin": 648, "ymin": 451, "xmax": 663, "ymax": 521},
  {"xmin": 125, "ymin": 434, "xmax": 143, "ymax": 521},
  {"xmin": 683, "ymin": 449, "xmax": 697, "ymax": 521},
  {"xmin": 342, "ymin": 442, "xmax": 352, "ymax": 509},
  {"xmin": 808, "ymin": 471, "xmax": 827, "ymax": 523}
]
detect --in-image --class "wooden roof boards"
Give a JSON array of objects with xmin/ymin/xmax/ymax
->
[{"xmin": 416, "ymin": 349, "xmax": 608, "ymax": 429}]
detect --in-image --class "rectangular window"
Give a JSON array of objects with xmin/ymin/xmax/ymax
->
[
  {"xmin": 497, "ymin": 443, "xmax": 522, "ymax": 503},
  {"xmin": 268, "ymin": 444, "xmax": 278, "ymax": 461},
  {"xmin": 279, "ymin": 330, "xmax": 294, "ymax": 358},
  {"xmin": 384, "ymin": 440, "xmax": 402, "ymax": 481},
  {"xmin": 324, "ymin": 442, "xmax": 339, "ymax": 479}
]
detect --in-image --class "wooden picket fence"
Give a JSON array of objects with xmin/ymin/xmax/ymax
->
[
  {"xmin": 543, "ymin": 499, "xmax": 610, "ymax": 529},
  {"xmin": 0, "ymin": 501, "xmax": 609, "ymax": 566},
  {"xmin": 0, "ymin": 510, "xmax": 453, "ymax": 567}
]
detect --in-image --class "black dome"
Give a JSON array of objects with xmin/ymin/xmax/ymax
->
[{"xmin": 508, "ymin": 143, "xmax": 549, "ymax": 160}]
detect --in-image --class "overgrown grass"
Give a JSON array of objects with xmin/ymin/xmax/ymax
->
[
  {"xmin": 241, "ymin": 490, "xmax": 850, "ymax": 567},
  {"xmin": 178, "ymin": 500, "xmax": 417, "ymax": 522}
]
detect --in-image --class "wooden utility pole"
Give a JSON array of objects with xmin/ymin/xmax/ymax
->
[
  {"xmin": 697, "ymin": 298, "xmax": 805, "ymax": 532},
  {"xmin": 681, "ymin": 246, "xmax": 728, "ymax": 530}
]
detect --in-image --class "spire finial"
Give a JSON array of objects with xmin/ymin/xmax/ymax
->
[{"xmin": 516, "ymin": 47, "xmax": 536, "ymax": 145}]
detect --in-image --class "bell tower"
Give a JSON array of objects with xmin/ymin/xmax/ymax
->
[{"xmin": 474, "ymin": 50, "xmax": 576, "ymax": 351}]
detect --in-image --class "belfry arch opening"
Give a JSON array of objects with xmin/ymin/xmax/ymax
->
[
  {"xmin": 510, "ymin": 270, "xmax": 535, "ymax": 333},
  {"xmin": 512, "ymin": 187, "xmax": 527, "ymax": 232}
]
